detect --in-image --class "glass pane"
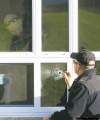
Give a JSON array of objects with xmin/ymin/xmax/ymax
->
[
  {"xmin": 0, "ymin": 64, "xmax": 34, "ymax": 105},
  {"xmin": 0, "ymin": 118, "xmax": 42, "ymax": 120},
  {"xmin": 79, "ymin": 0, "xmax": 100, "ymax": 51},
  {"xmin": 42, "ymin": 0, "xmax": 68, "ymax": 51},
  {"xmin": 0, "ymin": 0, "xmax": 32, "ymax": 51},
  {"xmin": 41, "ymin": 63, "xmax": 67, "ymax": 106}
]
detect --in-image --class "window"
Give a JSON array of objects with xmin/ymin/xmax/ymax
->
[
  {"xmin": 0, "ymin": 63, "xmax": 34, "ymax": 105},
  {"xmin": 42, "ymin": 0, "xmax": 68, "ymax": 51}
]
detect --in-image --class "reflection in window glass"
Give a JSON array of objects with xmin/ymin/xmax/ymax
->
[
  {"xmin": 96, "ymin": 62, "xmax": 100, "ymax": 75},
  {"xmin": 0, "ymin": 64, "xmax": 34, "ymax": 105},
  {"xmin": 41, "ymin": 63, "xmax": 67, "ymax": 106},
  {"xmin": 79, "ymin": 0, "xmax": 100, "ymax": 50},
  {"xmin": 0, "ymin": 0, "xmax": 32, "ymax": 51},
  {"xmin": 42, "ymin": 0, "xmax": 68, "ymax": 51}
]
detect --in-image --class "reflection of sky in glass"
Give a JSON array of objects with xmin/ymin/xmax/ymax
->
[{"xmin": 43, "ymin": 0, "xmax": 68, "ymax": 6}]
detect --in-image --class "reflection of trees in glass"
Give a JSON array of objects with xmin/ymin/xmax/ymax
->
[
  {"xmin": 41, "ymin": 63, "xmax": 66, "ymax": 106},
  {"xmin": 79, "ymin": 0, "xmax": 100, "ymax": 12},
  {"xmin": 27, "ymin": 64, "xmax": 34, "ymax": 104},
  {"xmin": 42, "ymin": 0, "xmax": 68, "ymax": 51},
  {"xmin": 96, "ymin": 62, "xmax": 100, "ymax": 75},
  {"xmin": 42, "ymin": 77, "xmax": 65, "ymax": 106}
]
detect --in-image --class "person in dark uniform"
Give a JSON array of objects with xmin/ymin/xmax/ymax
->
[{"xmin": 43, "ymin": 48, "xmax": 100, "ymax": 120}]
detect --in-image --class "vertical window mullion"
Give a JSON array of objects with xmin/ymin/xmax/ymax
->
[
  {"xmin": 34, "ymin": 61, "xmax": 41, "ymax": 108},
  {"xmin": 34, "ymin": 0, "xmax": 42, "ymax": 55}
]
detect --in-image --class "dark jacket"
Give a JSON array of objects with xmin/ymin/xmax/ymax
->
[{"xmin": 50, "ymin": 69, "xmax": 100, "ymax": 120}]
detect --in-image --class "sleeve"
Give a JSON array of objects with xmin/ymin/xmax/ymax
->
[{"xmin": 50, "ymin": 83, "xmax": 89, "ymax": 120}]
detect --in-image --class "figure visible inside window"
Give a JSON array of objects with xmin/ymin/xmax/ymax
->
[{"xmin": 4, "ymin": 14, "xmax": 31, "ymax": 51}]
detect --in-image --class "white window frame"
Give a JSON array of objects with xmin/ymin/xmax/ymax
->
[{"xmin": 0, "ymin": 0, "xmax": 100, "ymax": 118}]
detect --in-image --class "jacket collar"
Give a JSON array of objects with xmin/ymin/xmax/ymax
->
[{"xmin": 75, "ymin": 68, "xmax": 96, "ymax": 82}]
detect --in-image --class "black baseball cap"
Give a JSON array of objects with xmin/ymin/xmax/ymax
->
[{"xmin": 70, "ymin": 48, "xmax": 95, "ymax": 66}]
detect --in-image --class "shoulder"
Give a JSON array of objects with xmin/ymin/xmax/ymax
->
[{"xmin": 78, "ymin": 75, "xmax": 100, "ymax": 94}]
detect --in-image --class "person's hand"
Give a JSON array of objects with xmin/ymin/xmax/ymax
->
[
  {"xmin": 64, "ymin": 71, "xmax": 73, "ymax": 88},
  {"xmin": 64, "ymin": 71, "xmax": 71, "ymax": 83},
  {"xmin": 42, "ymin": 117, "xmax": 49, "ymax": 120}
]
